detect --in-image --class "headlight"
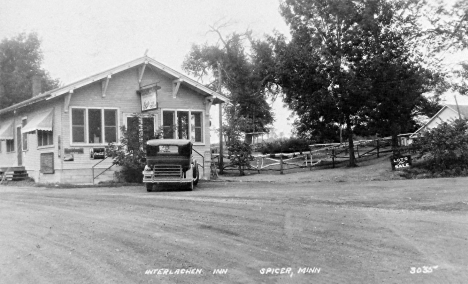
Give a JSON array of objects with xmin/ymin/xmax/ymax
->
[{"xmin": 144, "ymin": 165, "xmax": 151, "ymax": 171}]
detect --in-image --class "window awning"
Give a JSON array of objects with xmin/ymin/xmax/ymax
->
[
  {"xmin": 0, "ymin": 121, "xmax": 14, "ymax": 140},
  {"xmin": 22, "ymin": 109, "xmax": 53, "ymax": 133}
]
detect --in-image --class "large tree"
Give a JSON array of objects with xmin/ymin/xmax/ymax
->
[
  {"xmin": 342, "ymin": 0, "xmax": 466, "ymax": 144},
  {"xmin": 0, "ymin": 32, "xmax": 60, "ymax": 109},
  {"xmin": 273, "ymin": 0, "xmax": 464, "ymax": 165},
  {"xmin": 276, "ymin": 0, "xmax": 396, "ymax": 166},
  {"xmin": 182, "ymin": 27, "xmax": 276, "ymax": 140}
]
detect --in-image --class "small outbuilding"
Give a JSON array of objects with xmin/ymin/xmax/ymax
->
[
  {"xmin": 410, "ymin": 104, "xmax": 468, "ymax": 139},
  {"xmin": 0, "ymin": 56, "xmax": 228, "ymax": 183}
]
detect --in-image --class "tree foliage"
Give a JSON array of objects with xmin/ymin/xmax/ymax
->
[
  {"xmin": 396, "ymin": 0, "xmax": 468, "ymax": 54},
  {"xmin": 413, "ymin": 118, "xmax": 468, "ymax": 174},
  {"xmin": 226, "ymin": 140, "xmax": 253, "ymax": 176},
  {"xmin": 0, "ymin": 32, "xmax": 60, "ymax": 109},
  {"xmin": 222, "ymin": 105, "xmax": 254, "ymax": 176},
  {"xmin": 258, "ymin": 137, "xmax": 311, "ymax": 154},
  {"xmin": 391, "ymin": 0, "xmax": 468, "ymax": 100},
  {"xmin": 106, "ymin": 114, "xmax": 161, "ymax": 183},
  {"xmin": 182, "ymin": 26, "xmax": 276, "ymax": 136},
  {"xmin": 275, "ymin": 0, "xmax": 398, "ymax": 165},
  {"xmin": 272, "ymin": 0, "xmax": 458, "ymax": 165},
  {"xmin": 453, "ymin": 63, "xmax": 468, "ymax": 96}
]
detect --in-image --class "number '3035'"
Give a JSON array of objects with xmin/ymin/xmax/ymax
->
[{"xmin": 410, "ymin": 266, "xmax": 438, "ymax": 274}]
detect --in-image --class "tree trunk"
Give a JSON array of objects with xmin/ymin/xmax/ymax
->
[
  {"xmin": 390, "ymin": 122, "xmax": 400, "ymax": 149},
  {"xmin": 238, "ymin": 158, "xmax": 244, "ymax": 176},
  {"xmin": 346, "ymin": 116, "xmax": 357, "ymax": 167}
]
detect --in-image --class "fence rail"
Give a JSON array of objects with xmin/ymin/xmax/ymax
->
[{"xmin": 212, "ymin": 138, "xmax": 419, "ymax": 175}]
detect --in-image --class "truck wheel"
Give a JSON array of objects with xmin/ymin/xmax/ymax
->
[
  {"xmin": 193, "ymin": 166, "xmax": 199, "ymax": 186},
  {"xmin": 146, "ymin": 183, "xmax": 153, "ymax": 192},
  {"xmin": 188, "ymin": 180, "xmax": 193, "ymax": 191},
  {"xmin": 152, "ymin": 184, "xmax": 161, "ymax": 192}
]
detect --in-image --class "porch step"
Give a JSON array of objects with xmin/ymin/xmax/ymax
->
[{"xmin": 0, "ymin": 167, "xmax": 29, "ymax": 182}]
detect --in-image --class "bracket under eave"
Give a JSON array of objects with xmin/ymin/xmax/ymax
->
[
  {"xmin": 64, "ymin": 90, "xmax": 73, "ymax": 113},
  {"xmin": 173, "ymin": 79, "xmax": 183, "ymax": 98},
  {"xmin": 138, "ymin": 61, "xmax": 148, "ymax": 87},
  {"xmin": 101, "ymin": 75, "xmax": 111, "ymax": 98},
  {"xmin": 204, "ymin": 95, "xmax": 214, "ymax": 114}
]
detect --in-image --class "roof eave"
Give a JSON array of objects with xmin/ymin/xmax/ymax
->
[
  {"xmin": 46, "ymin": 56, "xmax": 230, "ymax": 103},
  {"xmin": 0, "ymin": 93, "xmax": 51, "ymax": 116},
  {"xmin": 145, "ymin": 58, "xmax": 229, "ymax": 103},
  {"xmin": 0, "ymin": 56, "xmax": 230, "ymax": 115}
]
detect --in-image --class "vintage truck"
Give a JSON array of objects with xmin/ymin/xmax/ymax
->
[{"xmin": 142, "ymin": 139, "xmax": 199, "ymax": 191}]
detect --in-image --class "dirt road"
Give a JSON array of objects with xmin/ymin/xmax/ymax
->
[{"xmin": 1, "ymin": 178, "xmax": 468, "ymax": 283}]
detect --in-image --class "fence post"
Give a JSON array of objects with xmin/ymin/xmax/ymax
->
[
  {"xmin": 309, "ymin": 151, "xmax": 312, "ymax": 171},
  {"xmin": 257, "ymin": 157, "xmax": 260, "ymax": 174},
  {"xmin": 377, "ymin": 139, "xmax": 380, "ymax": 158},
  {"xmin": 304, "ymin": 153, "xmax": 307, "ymax": 168},
  {"xmin": 332, "ymin": 148, "xmax": 335, "ymax": 168},
  {"xmin": 280, "ymin": 154, "xmax": 284, "ymax": 174}
]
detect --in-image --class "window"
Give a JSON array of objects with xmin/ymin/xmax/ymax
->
[
  {"xmin": 38, "ymin": 131, "xmax": 53, "ymax": 147},
  {"xmin": 88, "ymin": 109, "xmax": 102, "ymax": 143},
  {"xmin": 126, "ymin": 116, "xmax": 139, "ymax": 152},
  {"xmin": 71, "ymin": 108, "xmax": 118, "ymax": 144},
  {"xmin": 162, "ymin": 110, "xmax": 204, "ymax": 143},
  {"xmin": 124, "ymin": 115, "xmax": 155, "ymax": 151},
  {"xmin": 142, "ymin": 116, "xmax": 155, "ymax": 148},
  {"xmin": 191, "ymin": 112, "xmax": 202, "ymax": 142},
  {"xmin": 22, "ymin": 118, "xmax": 28, "ymax": 151},
  {"xmin": 104, "ymin": 110, "xmax": 117, "ymax": 143},
  {"xmin": 162, "ymin": 111, "xmax": 174, "ymax": 139},
  {"xmin": 6, "ymin": 139, "xmax": 14, "ymax": 152},
  {"xmin": 177, "ymin": 111, "xmax": 189, "ymax": 140},
  {"xmin": 72, "ymin": 109, "xmax": 85, "ymax": 143}
]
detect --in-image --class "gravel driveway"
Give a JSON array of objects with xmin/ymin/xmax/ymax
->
[{"xmin": 1, "ymin": 178, "xmax": 467, "ymax": 283}]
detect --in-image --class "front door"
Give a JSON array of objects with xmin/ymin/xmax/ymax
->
[{"xmin": 17, "ymin": 126, "xmax": 22, "ymax": 166}]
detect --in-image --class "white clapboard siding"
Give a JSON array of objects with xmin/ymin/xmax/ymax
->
[{"xmin": 0, "ymin": 61, "xmax": 214, "ymax": 181}]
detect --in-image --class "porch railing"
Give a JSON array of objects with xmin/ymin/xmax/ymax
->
[
  {"xmin": 92, "ymin": 157, "xmax": 115, "ymax": 184},
  {"xmin": 192, "ymin": 148, "xmax": 205, "ymax": 178}
]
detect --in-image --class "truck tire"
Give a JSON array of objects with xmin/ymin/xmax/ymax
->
[
  {"xmin": 188, "ymin": 180, "xmax": 193, "ymax": 191},
  {"xmin": 193, "ymin": 166, "xmax": 199, "ymax": 186},
  {"xmin": 146, "ymin": 183, "xmax": 153, "ymax": 192},
  {"xmin": 153, "ymin": 184, "xmax": 161, "ymax": 192}
]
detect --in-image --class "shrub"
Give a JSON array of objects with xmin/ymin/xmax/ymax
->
[
  {"xmin": 412, "ymin": 118, "xmax": 468, "ymax": 174},
  {"xmin": 259, "ymin": 137, "xmax": 311, "ymax": 154},
  {"xmin": 227, "ymin": 140, "xmax": 254, "ymax": 176},
  {"xmin": 106, "ymin": 113, "xmax": 164, "ymax": 183}
]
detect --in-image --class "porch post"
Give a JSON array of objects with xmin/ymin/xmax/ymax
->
[{"xmin": 218, "ymin": 103, "xmax": 224, "ymax": 174}]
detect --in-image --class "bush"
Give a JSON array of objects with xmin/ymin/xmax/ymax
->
[
  {"xmin": 222, "ymin": 109, "xmax": 255, "ymax": 176},
  {"xmin": 106, "ymin": 113, "xmax": 164, "ymax": 183},
  {"xmin": 412, "ymin": 118, "xmax": 468, "ymax": 175},
  {"xmin": 259, "ymin": 138, "xmax": 311, "ymax": 154},
  {"xmin": 227, "ymin": 140, "xmax": 253, "ymax": 176}
]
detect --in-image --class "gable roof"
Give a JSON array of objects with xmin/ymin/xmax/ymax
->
[
  {"xmin": 411, "ymin": 104, "xmax": 468, "ymax": 137},
  {"xmin": 445, "ymin": 104, "xmax": 468, "ymax": 118},
  {"xmin": 0, "ymin": 56, "xmax": 228, "ymax": 115}
]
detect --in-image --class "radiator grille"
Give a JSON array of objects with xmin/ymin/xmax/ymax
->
[{"xmin": 152, "ymin": 165, "xmax": 183, "ymax": 178}]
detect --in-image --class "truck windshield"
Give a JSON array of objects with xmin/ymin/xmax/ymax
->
[
  {"xmin": 146, "ymin": 142, "xmax": 192, "ymax": 157},
  {"xmin": 146, "ymin": 145, "xmax": 159, "ymax": 156}
]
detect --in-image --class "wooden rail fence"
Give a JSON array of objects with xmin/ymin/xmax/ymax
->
[{"xmin": 211, "ymin": 138, "xmax": 419, "ymax": 175}]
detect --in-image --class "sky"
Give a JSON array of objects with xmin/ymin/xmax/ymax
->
[
  {"xmin": 0, "ymin": 0, "xmax": 466, "ymax": 139},
  {"xmin": 0, "ymin": 0, "xmax": 294, "ymax": 139}
]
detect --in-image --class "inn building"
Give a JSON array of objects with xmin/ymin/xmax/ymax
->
[{"xmin": 0, "ymin": 56, "xmax": 228, "ymax": 183}]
